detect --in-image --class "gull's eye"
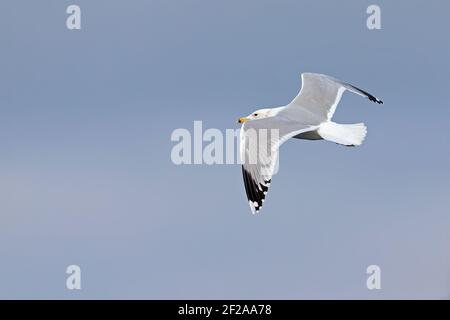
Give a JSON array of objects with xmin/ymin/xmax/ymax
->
[{"xmin": 253, "ymin": 113, "xmax": 258, "ymax": 117}]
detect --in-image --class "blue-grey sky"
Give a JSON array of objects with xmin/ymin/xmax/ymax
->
[{"xmin": 1, "ymin": 0, "xmax": 450, "ymax": 299}]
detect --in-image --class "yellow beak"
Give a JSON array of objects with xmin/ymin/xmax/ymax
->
[{"xmin": 238, "ymin": 117, "xmax": 249, "ymax": 124}]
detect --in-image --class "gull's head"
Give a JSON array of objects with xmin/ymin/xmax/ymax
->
[{"xmin": 238, "ymin": 108, "xmax": 273, "ymax": 124}]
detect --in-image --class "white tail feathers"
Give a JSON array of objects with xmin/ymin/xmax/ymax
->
[{"xmin": 318, "ymin": 122, "xmax": 367, "ymax": 146}]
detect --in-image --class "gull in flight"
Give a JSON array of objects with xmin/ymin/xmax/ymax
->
[{"xmin": 238, "ymin": 73, "xmax": 383, "ymax": 214}]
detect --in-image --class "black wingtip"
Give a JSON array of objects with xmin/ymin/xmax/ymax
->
[
  {"xmin": 348, "ymin": 83, "xmax": 383, "ymax": 104},
  {"xmin": 241, "ymin": 166, "xmax": 271, "ymax": 214},
  {"xmin": 368, "ymin": 95, "xmax": 383, "ymax": 104}
]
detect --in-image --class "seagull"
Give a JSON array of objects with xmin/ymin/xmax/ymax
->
[{"xmin": 238, "ymin": 73, "xmax": 383, "ymax": 214}]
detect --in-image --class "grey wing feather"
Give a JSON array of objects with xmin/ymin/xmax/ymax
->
[
  {"xmin": 280, "ymin": 73, "xmax": 383, "ymax": 124},
  {"xmin": 240, "ymin": 117, "xmax": 317, "ymax": 213}
]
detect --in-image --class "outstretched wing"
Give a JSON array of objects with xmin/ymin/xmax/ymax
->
[
  {"xmin": 281, "ymin": 73, "xmax": 383, "ymax": 124},
  {"xmin": 240, "ymin": 117, "xmax": 318, "ymax": 214}
]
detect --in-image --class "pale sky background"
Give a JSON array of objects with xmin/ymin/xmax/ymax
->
[{"xmin": 1, "ymin": 0, "xmax": 450, "ymax": 299}]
